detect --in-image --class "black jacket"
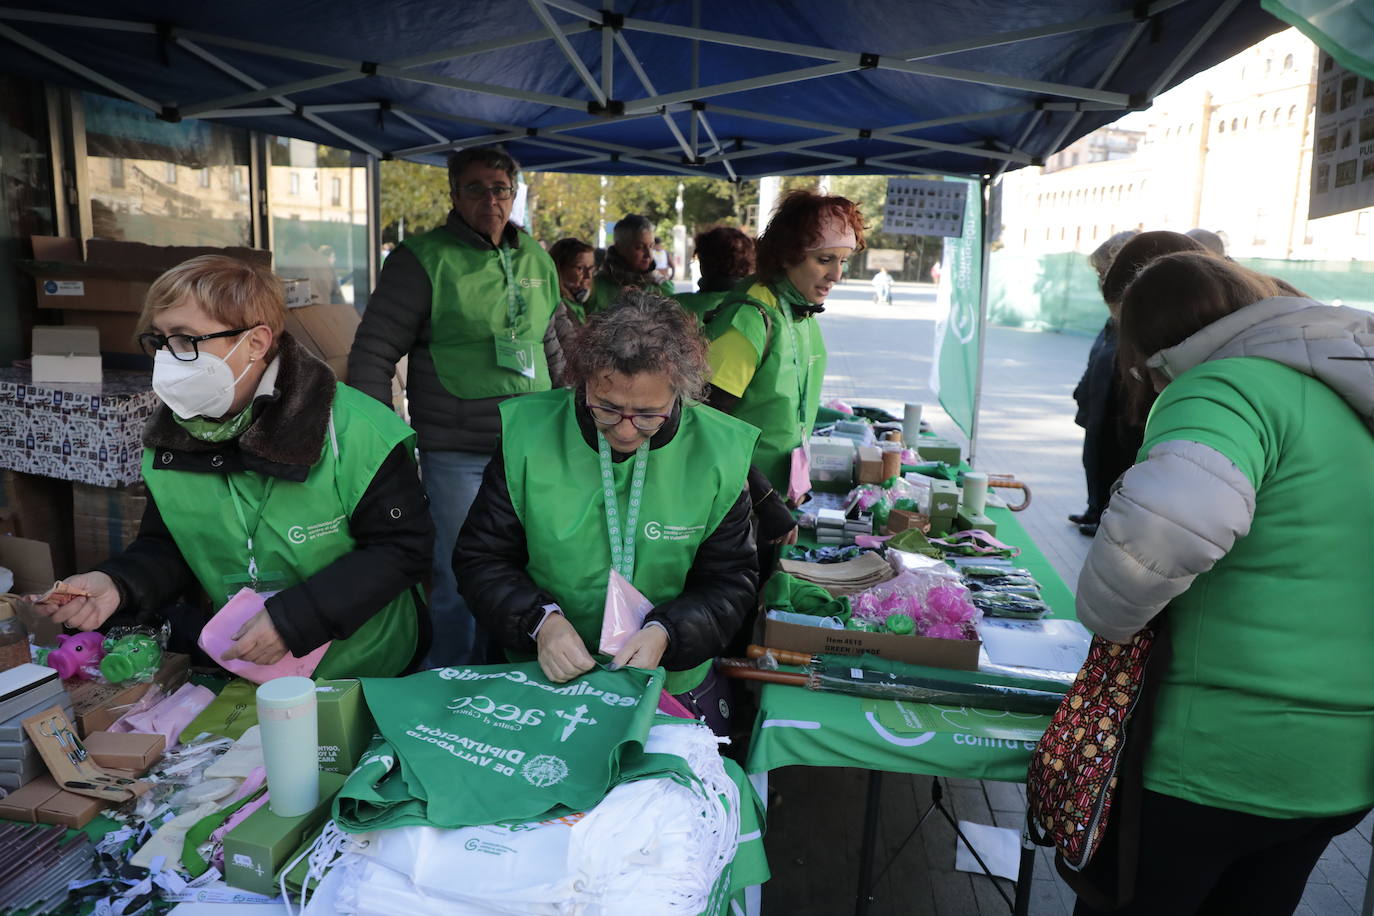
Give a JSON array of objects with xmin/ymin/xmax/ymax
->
[
  {"xmin": 98, "ymin": 334, "xmax": 434, "ymax": 659},
  {"xmin": 1072, "ymin": 319, "xmax": 1144, "ymax": 517},
  {"xmin": 347, "ymin": 211, "xmax": 536, "ymax": 454},
  {"xmin": 454, "ymin": 399, "xmax": 758, "ymax": 671}
]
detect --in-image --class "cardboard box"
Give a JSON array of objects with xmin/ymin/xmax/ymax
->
[
  {"xmin": 284, "ymin": 304, "xmax": 359, "ymax": 382},
  {"xmin": 885, "ymin": 509, "xmax": 929, "ymax": 534},
  {"xmin": 916, "ymin": 437, "xmax": 962, "ymax": 466},
  {"xmin": 855, "ymin": 445, "xmax": 884, "ymax": 484},
  {"xmin": 223, "ymin": 771, "xmax": 347, "ymax": 895},
  {"xmin": 763, "ymin": 615, "xmax": 981, "ymax": 670},
  {"xmin": 314, "ymin": 679, "xmax": 374, "ymax": 774},
  {"xmin": 83, "ymin": 730, "xmax": 165, "ymax": 774},
  {"xmin": 71, "ymin": 481, "xmax": 147, "ymax": 571},
  {"xmin": 0, "ymin": 470, "xmax": 74, "ymax": 576},
  {"xmin": 0, "ymin": 773, "xmax": 60, "ymax": 822},
  {"xmin": 928, "ymin": 480, "xmax": 960, "ymax": 518},
  {"xmin": 35, "ymin": 788, "xmax": 105, "ymax": 828},
  {"xmin": 68, "ymin": 651, "xmax": 189, "ymax": 736},
  {"xmin": 31, "ymin": 327, "xmax": 102, "ymax": 385},
  {"xmin": 0, "ymin": 369, "xmax": 159, "ymax": 487},
  {"xmin": 955, "ymin": 511, "xmax": 997, "ymax": 537}
]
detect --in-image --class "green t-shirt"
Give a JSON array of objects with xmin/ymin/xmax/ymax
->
[{"xmin": 1139, "ymin": 357, "xmax": 1374, "ymax": 818}]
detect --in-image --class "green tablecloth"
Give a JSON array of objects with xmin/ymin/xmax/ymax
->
[{"xmin": 746, "ymin": 504, "xmax": 1072, "ymax": 781}]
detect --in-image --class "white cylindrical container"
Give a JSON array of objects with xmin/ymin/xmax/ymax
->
[
  {"xmin": 962, "ymin": 471, "xmax": 989, "ymax": 516},
  {"xmin": 256, "ymin": 676, "xmax": 319, "ymax": 818},
  {"xmin": 902, "ymin": 403, "xmax": 923, "ymax": 447}
]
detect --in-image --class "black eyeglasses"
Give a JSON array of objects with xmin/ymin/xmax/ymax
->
[
  {"xmin": 587, "ymin": 401, "xmax": 674, "ymax": 432},
  {"xmin": 138, "ymin": 327, "xmax": 251, "ymax": 361},
  {"xmin": 458, "ymin": 183, "xmax": 516, "ymax": 201}
]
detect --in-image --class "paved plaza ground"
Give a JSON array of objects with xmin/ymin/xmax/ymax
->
[{"xmin": 747, "ymin": 279, "xmax": 1372, "ymax": 916}]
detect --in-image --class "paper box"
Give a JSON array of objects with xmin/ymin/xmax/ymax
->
[
  {"xmin": 955, "ymin": 511, "xmax": 997, "ymax": 537},
  {"xmin": 223, "ymin": 771, "xmax": 347, "ymax": 896},
  {"xmin": 0, "ymin": 369, "xmax": 159, "ymax": 487},
  {"xmin": 916, "ymin": 437, "xmax": 962, "ymax": 466},
  {"xmin": 0, "ymin": 470, "xmax": 74, "ymax": 576},
  {"xmin": 32, "ymin": 326, "xmax": 102, "ymax": 385},
  {"xmin": 0, "ymin": 773, "xmax": 60, "ymax": 822},
  {"xmin": 72, "ymin": 481, "xmax": 147, "ymax": 571},
  {"xmin": 928, "ymin": 479, "xmax": 960, "ymax": 518},
  {"xmin": 855, "ymin": 446, "xmax": 885, "ymax": 484},
  {"xmin": 284, "ymin": 305, "xmax": 359, "ymax": 382},
  {"xmin": 885, "ymin": 509, "xmax": 929, "ymax": 534},
  {"xmin": 763, "ymin": 615, "xmax": 981, "ymax": 670},
  {"xmin": 83, "ymin": 730, "xmax": 165, "ymax": 774},
  {"xmin": 35, "ymin": 788, "xmax": 105, "ymax": 828},
  {"xmin": 314, "ymin": 679, "xmax": 374, "ymax": 774}
]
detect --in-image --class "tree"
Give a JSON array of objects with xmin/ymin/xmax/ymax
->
[
  {"xmin": 524, "ymin": 172, "xmax": 602, "ymax": 244},
  {"xmin": 379, "ymin": 159, "xmax": 449, "ymax": 243}
]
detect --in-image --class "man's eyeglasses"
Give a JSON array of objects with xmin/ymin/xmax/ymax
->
[
  {"xmin": 458, "ymin": 183, "xmax": 517, "ymax": 201},
  {"xmin": 588, "ymin": 402, "xmax": 674, "ymax": 432},
  {"xmin": 138, "ymin": 327, "xmax": 251, "ymax": 362}
]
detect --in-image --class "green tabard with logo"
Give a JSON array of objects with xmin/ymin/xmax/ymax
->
[
  {"xmin": 500, "ymin": 389, "xmax": 758, "ymax": 694},
  {"xmin": 404, "ymin": 224, "xmax": 559, "ymax": 399},
  {"xmin": 143, "ymin": 383, "xmax": 420, "ymax": 678},
  {"xmin": 704, "ymin": 280, "xmax": 827, "ymax": 489},
  {"xmin": 585, "ymin": 273, "xmax": 676, "ymax": 315}
]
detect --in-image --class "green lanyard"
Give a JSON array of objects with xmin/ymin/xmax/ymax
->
[
  {"xmin": 597, "ymin": 432, "xmax": 649, "ymax": 580},
  {"xmin": 778, "ymin": 305, "xmax": 811, "ymax": 439},
  {"xmin": 495, "ymin": 246, "xmax": 530, "ymax": 336},
  {"xmin": 226, "ymin": 474, "xmax": 277, "ymax": 586}
]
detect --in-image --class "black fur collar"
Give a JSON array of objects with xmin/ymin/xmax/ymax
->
[{"xmin": 143, "ymin": 333, "xmax": 337, "ymax": 481}]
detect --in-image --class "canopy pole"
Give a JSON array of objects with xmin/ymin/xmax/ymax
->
[{"xmin": 967, "ymin": 175, "xmax": 993, "ymax": 468}]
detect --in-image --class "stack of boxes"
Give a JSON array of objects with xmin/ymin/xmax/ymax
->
[
  {"xmin": 926, "ymin": 479, "xmax": 961, "ymax": 535},
  {"xmin": 808, "ymin": 436, "xmax": 855, "ymax": 492},
  {"xmin": 814, "ymin": 507, "xmax": 847, "ymax": 545},
  {"xmin": 0, "ymin": 665, "xmax": 72, "ymax": 794}
]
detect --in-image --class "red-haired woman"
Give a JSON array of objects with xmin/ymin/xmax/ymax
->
[
  {"xmin": 676, "ymin": 226, "xmax": 756, "ymax": 318},
  {"xmin": 704, "ymin": 191, "xmax": 864, "ymax": 546}
]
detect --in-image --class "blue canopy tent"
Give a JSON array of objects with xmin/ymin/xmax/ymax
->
[{"xmin": 0, "ymin": 0, "xmax": 1285, "ymax": 459}]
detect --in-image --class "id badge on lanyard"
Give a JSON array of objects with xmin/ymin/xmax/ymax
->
[
  {"xmin": 494, "ymin": 247, "xmax": 537, "ymax": 378},
  {"xmin": 782, "ymin": 313, "xmax": 813, "ymax": 504},
  {"xmin": 224, "ymin": 476, "xmax": 287, "ymax": 601}
]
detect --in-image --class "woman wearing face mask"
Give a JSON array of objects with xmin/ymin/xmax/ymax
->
[
  {"xmin": 32, "ymin": 255, "xmax": 433, "ymax": 678},
  {"xmin": 704, "ymin": 190, "xmax": 864, "ymax": 550},
  {"xmin": 454, "ymin": 290, "xmax": 758, "ymax": 734},
  {"xmin": 543, "ymin": 237, "xmax": 595, "ymax": 387}
]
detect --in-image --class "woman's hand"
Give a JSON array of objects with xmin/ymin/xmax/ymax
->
[
  {"xmin": 223, "ymin": 610, "xmax": 290, "ymax": 666},
  {"xmin": 30, "ymin": 572, "xmax": 120, "ymax": 631},
  {"xmin": 536, "ymin": 614, "xmax": 596, "ymax": 683},
  {"xmin": 610, "ymin": 624, "xmax": 669, "ymax": 671}
]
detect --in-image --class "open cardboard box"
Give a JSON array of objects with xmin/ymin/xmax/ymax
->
[{"xmin": 762, "ymin": 615, "xmax": 981, "ymax": 670}]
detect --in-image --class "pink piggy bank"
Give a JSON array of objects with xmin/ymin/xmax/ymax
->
[{"xmin": 44, "ymin": 632, "xmax": 107, "ymax": 680}]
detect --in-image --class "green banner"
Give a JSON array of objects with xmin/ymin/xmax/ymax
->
[
  {"xmin": 1263, "ymin": 0, "xmax": 1374, "ymax": 82},
  {"xmin": 928, "ymin": 177, "xmax": 984, "ymax": 437}
]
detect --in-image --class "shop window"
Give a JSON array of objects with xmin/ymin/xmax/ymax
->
[
  {"xmin": 269, "ymin": 136, "xmax": 370, "ymax": 309},
  {"xmin": 1289, "ymin": 105, "xmax": 1297, "ymax": 122},
  {"xmin": 1284, "ymin": 54, "xmax": 1294, "ymax": 72},
  {"xmin": 1219, "ymin": 121, "xmax": 1226, "ymax": 134},
  {"xmin": 0, "ymin": 75, "xmax": 57, "ymax": 365},
  {"xmin": 83, "ymin": 92, "xmax": 250, "ymax": 246},
  {"xmin": 197, "ymin": 168, "xmax": 210, "ymax": 188},
  {"xmin": 1259, "ymin": 111, "xmax": 1267, "ymax": 126}
]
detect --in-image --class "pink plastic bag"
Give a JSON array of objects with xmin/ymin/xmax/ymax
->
[
  {"xmin": 599, "ymin": 569, "xmax": 653, "ymax": 655},
  {"xmin": 198, "ymin": 587, "xmax": 330, "ymax": 683},
  {"xmin": 788, "ymin": 445, "xmax": 812, "ymax": 504},
  {"xmin": 111, "ymin": 682, "xmax": 215, "ymax": 744}
]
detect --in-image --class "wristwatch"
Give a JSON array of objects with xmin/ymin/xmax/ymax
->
[{"xmin": 530, "ymin": 603, "xmax": 564, "ymax": 639}]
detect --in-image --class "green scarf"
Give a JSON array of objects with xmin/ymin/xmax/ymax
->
[
  {"xmin": 562, "ymin": 295, "xmax": 588, "ymax": 324},
  {"xmin": 173, "ymin": 403, "xmax": 257, "ymax": 442}
]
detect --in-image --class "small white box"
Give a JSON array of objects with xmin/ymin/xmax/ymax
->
[{"xmin": 31, "ymin": 326, "xmax": 101, "ymax": 385}]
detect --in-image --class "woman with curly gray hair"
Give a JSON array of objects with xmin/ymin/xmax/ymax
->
[{"xmin": 454, "ymin": 290, "xmax": 760, "ymax": 734}]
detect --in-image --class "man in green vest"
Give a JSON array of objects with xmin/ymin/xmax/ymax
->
[
  {"xmin": 348, "ymin": 145, "xmax": 558, "ymax": 667},
  {"xmin": 584, "ymin": 214, "xmax": 676, "ymax": 314},
  {"xmin": 454, "ymin": 291, "xmax": 759, "ymax": 735},
  {"xmin": 32, "ymin": 256, "xmax": 430, "ymax": 678}
]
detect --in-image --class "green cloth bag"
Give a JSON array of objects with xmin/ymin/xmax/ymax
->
[
  {"xmin": 334, "ymin": 662, "xmax": 694, "ymax": 831},
  {"xmin": 179, "ymin": 677, "xmax": 259, "ymax": 742},
  {"xmin": 760, "ymin": 571, "xmax": 852, "ymax": 622}
]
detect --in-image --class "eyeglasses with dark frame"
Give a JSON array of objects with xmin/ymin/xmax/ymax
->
[
  {"xmin": 458, "ymin": 183, "xmax": 517, "ymax": 201},
  {"xmin": 138, "ymin": 327, "xmax": 252, "ymax": 362},
  {"xmin": 587, "ymin": 401, "xmax": 674, "ymax": 432}
]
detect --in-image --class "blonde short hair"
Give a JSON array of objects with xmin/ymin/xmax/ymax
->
[{"xmin": 139, "ymin": 255, "xmax": 286, "ymax": 341}]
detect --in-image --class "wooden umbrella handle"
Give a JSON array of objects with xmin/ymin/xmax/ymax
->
[
  {"xmin": 745, "ymin": 645, "xmax": 817, "ymax": 666},
  {"xmin": 987, "ymin": 475, "xmax": 1032, "ymax": 512},
  {"xmin": 718, "ymin": 658, "xmax": 809, "ymax": 686}
]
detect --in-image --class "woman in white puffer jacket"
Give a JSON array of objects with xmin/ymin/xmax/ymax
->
[{"xmin": 1074, "ymin": 252, "xmax": 1374, "ymax": 916}]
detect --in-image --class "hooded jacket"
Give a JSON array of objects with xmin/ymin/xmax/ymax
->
[{"xmin": 1076, "ymin": 297, "xmax": 1374, "ymax": 818}]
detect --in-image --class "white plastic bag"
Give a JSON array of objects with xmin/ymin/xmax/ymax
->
[{"xmin": 599, "ymin": 569, "xmax": 653, "ymax": 655}]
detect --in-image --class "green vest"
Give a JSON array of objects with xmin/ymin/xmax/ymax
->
[
  {"xmin": 585, "ymin": 273, "xmax": 676, "ymax": 315},
  {"xmin": 674, "ymin": 289, "xmax": 730, "ymax": 319},
  {"xmin": 143, "ymin": 383, "xmax": 420, "ymax": 678},
  {"xmin": 500, "ymin": 389, "xmax": 758, "ymax": 694},
  {"xmin": 404, "ymin": 225, "xmax": 558, "ymax": 399},
  {"xmin": 704, "ymin": 280, "xmax": 827, "ymax": 488}
]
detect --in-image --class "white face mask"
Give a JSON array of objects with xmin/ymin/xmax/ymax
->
[{"xmin": 152, "ymin": 332, "xmax": 255, "ymax": 420}]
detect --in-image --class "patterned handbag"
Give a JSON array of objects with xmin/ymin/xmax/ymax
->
[{"xmin": 1026, "ymin": 627, "xmax": 1157, "ymax": 872}]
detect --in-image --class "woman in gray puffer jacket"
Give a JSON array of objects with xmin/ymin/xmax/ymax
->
[{"xmin": 1074, "ymin": 252, "xmax": 1374, "ymax": 916}]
